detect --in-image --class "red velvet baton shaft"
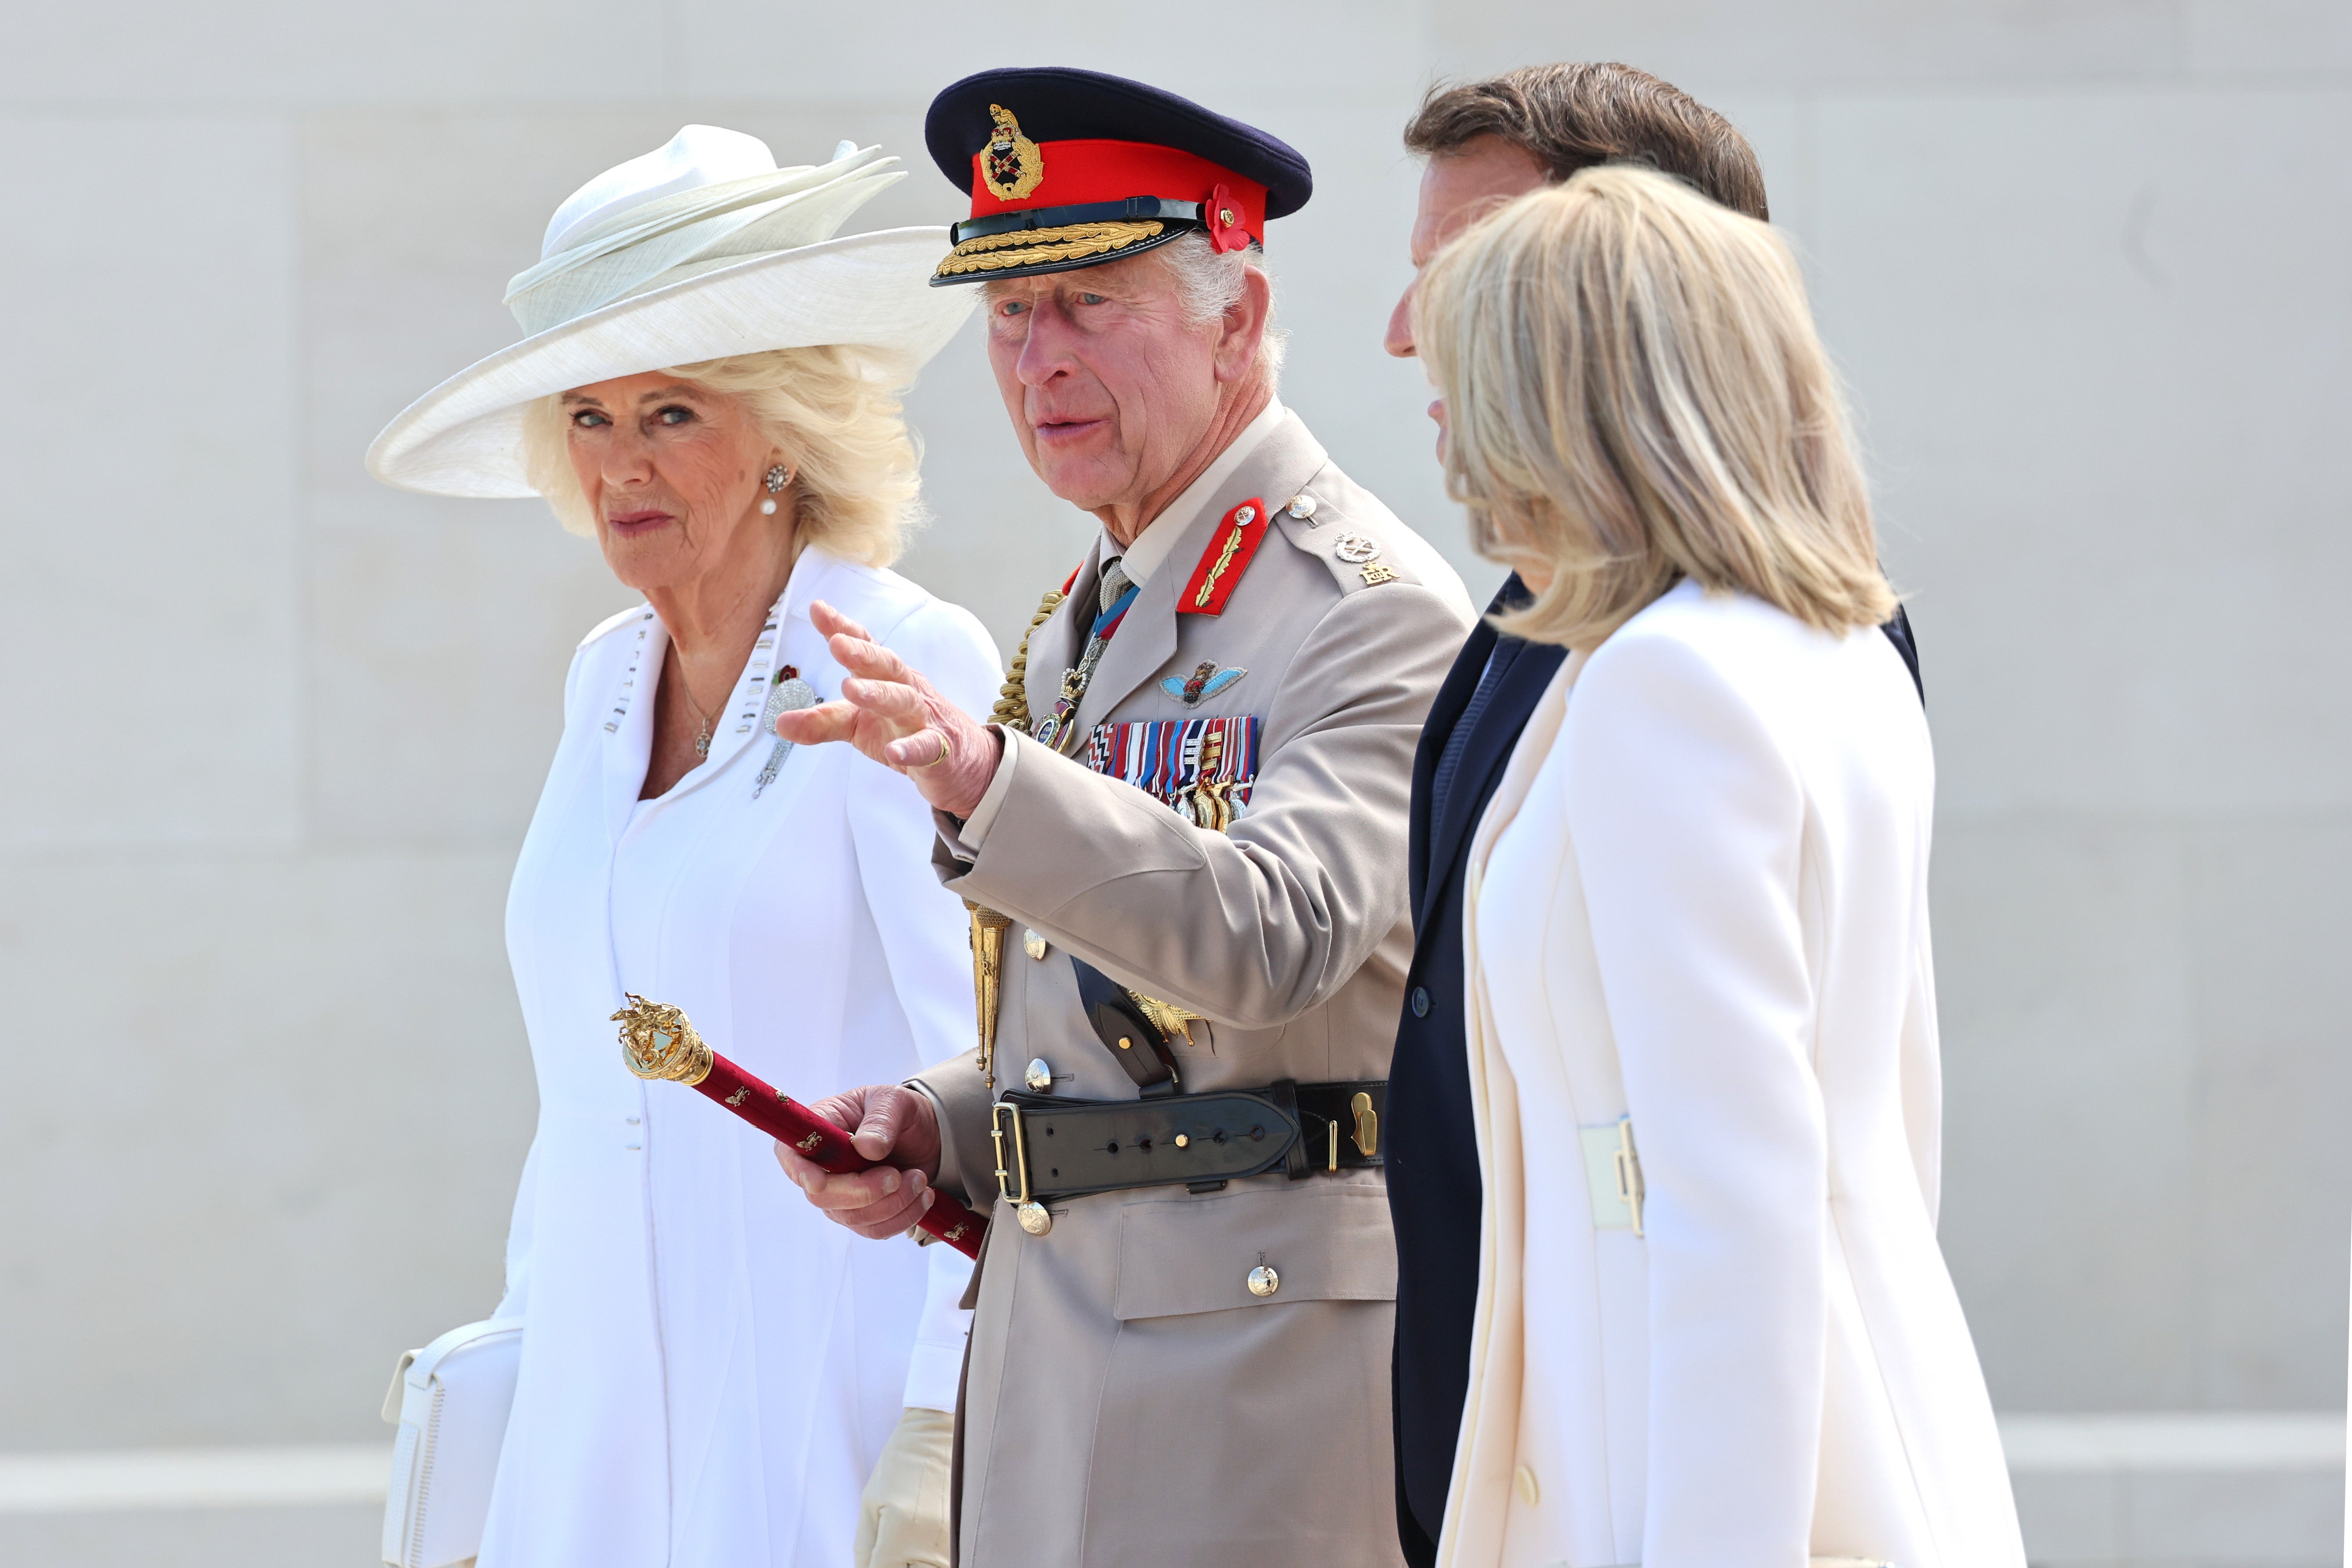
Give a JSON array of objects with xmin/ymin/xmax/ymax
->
[
  {"xmin": 693, "ymin": 1052, "xmax": 985, "ymax": 1259},
  {"xmin": 613, "ymin": 993, "xmax": 985, "ymax": 1260}
]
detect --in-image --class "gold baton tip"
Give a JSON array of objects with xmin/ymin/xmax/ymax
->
[{"xmin": 613, "ymin": 992, "xmax": 715, "ymax": 1086}]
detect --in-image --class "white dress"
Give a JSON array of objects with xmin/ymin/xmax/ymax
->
[
  {"xmin": 478, "ymin": 545, "xmax": 1002, "ymax": 1568},
  {"xmin": 1446, "ymin": 582, "xmax": 2024, "ymax": 1568}
]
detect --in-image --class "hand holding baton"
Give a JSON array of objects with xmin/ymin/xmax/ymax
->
[{"xmin": 613, "ymin": 993, "xmax": 986, "ymax": 1259}]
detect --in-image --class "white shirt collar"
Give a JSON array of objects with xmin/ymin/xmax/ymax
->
[{"xmin": 1104, "ymin": 398, "xmax": 1287, "ymax": 586}]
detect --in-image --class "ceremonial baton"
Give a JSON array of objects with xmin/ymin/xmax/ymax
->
[{"xmin": 613, "ymin": 993, "xmax": 986, "ymax": 1260}]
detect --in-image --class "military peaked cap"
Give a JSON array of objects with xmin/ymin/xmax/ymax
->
[{"xmin": 924, "ymin": 66, "xmax": 1313, "ymax": 285}]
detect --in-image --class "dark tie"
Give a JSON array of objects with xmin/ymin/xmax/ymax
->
[{"xmin": 1429, "ymin": 641, "xmax": 1511, "ymax": 849}]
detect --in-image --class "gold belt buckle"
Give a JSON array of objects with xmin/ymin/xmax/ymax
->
[{"xmin": 990, "ymin": 1100, "xmax": 1053, "ymax": 1236}]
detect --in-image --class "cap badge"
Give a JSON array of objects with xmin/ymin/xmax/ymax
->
[{"xmin": 982, "ymin": 104, "xmax": 1045, "ymax": 202}]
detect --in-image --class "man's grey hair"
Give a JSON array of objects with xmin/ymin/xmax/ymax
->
[{"xmin": 1158, "ymin": 233, "xmax": 1287, "ymax": 385}]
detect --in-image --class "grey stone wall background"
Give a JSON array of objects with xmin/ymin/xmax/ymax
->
[{"xmin": 3, "ymin": 0, "xmax": 2345, "ymax": 1454}]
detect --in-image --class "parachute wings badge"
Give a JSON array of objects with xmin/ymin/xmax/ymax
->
[{"xmin": 1161, "ymin": 660, "xmax": 1246, "ymax": 707}]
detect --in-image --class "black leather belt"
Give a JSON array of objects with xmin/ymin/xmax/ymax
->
[{"xmin": 990, "ymin": 1080, "xmax": 1385, "ymax": 1207}]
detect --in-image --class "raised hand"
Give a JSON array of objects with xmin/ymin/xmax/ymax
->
[
  {"xmin": 773, "ymin": 1081, "xmax": 947, "ymax": 1241},
  {"xmin": 772, "ymin": 600, "xmax": 1000, "ymax": 818}
]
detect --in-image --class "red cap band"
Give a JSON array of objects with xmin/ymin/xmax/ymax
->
[{"xmin": 968, "ymin": 138, "xmax": 1267, "ymax": 243}]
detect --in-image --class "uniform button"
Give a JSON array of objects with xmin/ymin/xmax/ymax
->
[
  {"xmin": 1024, "ymin": 1057, "xmax": 1053, "ymax": 1093},
  {"xmin": 1247, "ymin": 1265, "xmax": 1280, "ymax": 1298},
  {"xmin": 1411, "ymin": 986, "xmax": 1431, "ymax": 1018},
  {"xmin": 1513, "ymin": 1465, "xmax": 1540, "ymax": 1506}
]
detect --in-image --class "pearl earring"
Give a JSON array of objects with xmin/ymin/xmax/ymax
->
[{"xmin": 760, "ymin": 462, "xmax": 791, "ymax": 515}]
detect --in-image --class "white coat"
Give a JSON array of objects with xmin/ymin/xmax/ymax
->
[
  {"xmin": 478, "ymin": 545, "xmax": 1002, "ymax": 1568},
  {"xmin": 1443, "ymin": 581, "xmax": 2026, "ymax": 1568}
]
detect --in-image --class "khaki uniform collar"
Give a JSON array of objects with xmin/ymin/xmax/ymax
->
[
  {"xmin": 1069, "ymin": 411, "xmax": 1329, "ymax": 731},
  {"xmin": 1099, "ymin": 397, "xmax": 1288, "ymax": 587}
]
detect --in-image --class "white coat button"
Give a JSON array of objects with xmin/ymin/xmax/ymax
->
[
  {"xmin": 1513, "ymin": 1466, "xmax": 1539, "ymax": 1506},
  {"xmin": 1024, "ymin": 1057, "xmax": 1053, "ymax": 1093},
  {"xmin": 1287, "ymin": 491, "xmax": 1318, "ymax": 520},
  {"xmin": 1247, "ymin": 1265, "xmax": 1280, "ymax": 1298}
]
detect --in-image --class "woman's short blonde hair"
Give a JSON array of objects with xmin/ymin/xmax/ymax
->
[
  {"xmin": 1415, "ymin": 163, "xmax": 1895, "ymax": 648},
  {"xmin": 521, "ymin": 344, "xmax": 923, "ymax": 568}
]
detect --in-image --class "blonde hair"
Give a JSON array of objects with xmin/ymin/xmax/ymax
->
[
  {"xmin": 521, "ymin": 344, "xmax": 923, "ymax": 567},
  {"xmin": 1415, "ymin": 163, "xmax": 1895, "ymax": 648}
]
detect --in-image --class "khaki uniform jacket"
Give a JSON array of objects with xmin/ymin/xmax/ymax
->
[{"xmin": 913, "ymin": 413, "xmax": 1475, "ymax": 1567}]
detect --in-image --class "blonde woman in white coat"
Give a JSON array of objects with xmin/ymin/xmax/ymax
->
[
  {"xmin": 1411, "ymin": 166, "xmax": 2026, "ymax": 1568},
  {"xmin": 367, "ymin": 128, "xmax": 996, "ymax": 1568}
]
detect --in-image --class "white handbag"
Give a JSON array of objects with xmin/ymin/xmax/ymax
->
[{"xmin": 380, "ymin": 1319, "xmax": 523, "ymax": 1568}]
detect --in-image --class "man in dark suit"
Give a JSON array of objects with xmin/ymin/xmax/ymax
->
[{"xmin": 1382, "ymin": 63, "xmax": 1920, "ymax": 1565}]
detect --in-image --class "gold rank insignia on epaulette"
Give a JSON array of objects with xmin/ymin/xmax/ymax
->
[
  {"xmin": 1178, "ymin": 498, "xmax": 1269, "ymax": 615},
  {"xmin": 1333, "ymin": 530, "xmax": 1399, "ymax": 589}
]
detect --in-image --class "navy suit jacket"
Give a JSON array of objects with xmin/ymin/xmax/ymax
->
[{"xmin": 1385, "ymin": 580, "xmax": 1918, "ymax": 1563}]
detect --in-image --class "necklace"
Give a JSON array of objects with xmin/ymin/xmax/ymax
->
[{"xmin": 670, "ymin": 656, "xmax": 722, "ymax": 757}]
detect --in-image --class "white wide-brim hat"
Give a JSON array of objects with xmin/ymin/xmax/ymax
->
[{"xmin": 368, "ymin": 126, "xmax": 975, "ymax": 499}]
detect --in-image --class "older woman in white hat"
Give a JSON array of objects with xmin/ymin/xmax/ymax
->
[{"xmin": 369, "ymin": 127, "xmax": 996, "ymax": 1568}]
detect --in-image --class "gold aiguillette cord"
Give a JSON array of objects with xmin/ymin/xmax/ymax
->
[
  {"xmin": 967, "ymin": 901, "xmax": 1011, "ymax": 1092},
  {"xmin": 966, "ymin": 585, "xmax": 1065, "ymax": 1090}
]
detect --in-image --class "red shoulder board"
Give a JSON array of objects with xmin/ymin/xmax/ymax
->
[
  {"xmin": 1060, "ymin": 561, "xmax": 1085, "ymax": 596},
  {"xmin": 1177, "ymin": 498, "xmax": 1270, "ymax": 616}
]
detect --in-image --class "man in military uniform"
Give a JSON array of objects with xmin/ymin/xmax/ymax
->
[{"xmin": 775, "ymin": 66, "xmax": 1472, "ymax": 1567}]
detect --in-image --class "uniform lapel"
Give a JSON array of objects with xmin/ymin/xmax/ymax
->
[
  {"xmin": 1024, "ymin": 539, "xmax": 1100, "ymax": 734},
  {"xmin": 1073, "ymin": 546, "xmax": 1178, "ymax": 729},
  {"xmin": 1075, "ymin": 414, "xmax": 1326, "ymax": 729}
]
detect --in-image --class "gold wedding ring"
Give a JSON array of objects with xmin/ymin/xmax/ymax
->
[{"xmin": 920, "ymin": 730, "xmax": 952, "ymax": 768}]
